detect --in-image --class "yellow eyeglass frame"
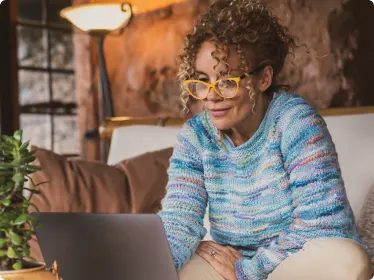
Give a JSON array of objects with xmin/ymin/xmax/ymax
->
[{"xmin": 183, "ymin": 75, "xmax": 246, "ymax": 100}]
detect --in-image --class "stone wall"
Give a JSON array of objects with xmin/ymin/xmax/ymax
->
[
  {"xmin": 271, "ymin": 0, "xmax": 374, "ymax": 109},
  {"xmin": 74, "ymin": 0, "xmax": 374, "ymax": 158},
  {"xmin": 92, "ymin": 0, "xmax": 374, "ymax": 116}
]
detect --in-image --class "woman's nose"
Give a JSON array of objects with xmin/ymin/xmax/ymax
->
[{"xmin": 206, "ymin": 87, "xmax": 223, "ymax": 102}]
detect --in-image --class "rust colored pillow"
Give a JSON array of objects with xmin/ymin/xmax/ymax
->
[
  {"xmin": 29, "ymin": 149, "xmax": 131, "ymax": 214},
  {"xmin": 115, "ymin": 147, "xmax": 173, "ymax": 214},
  {"xmin": 28, "ymin": 147, "xmax": 173, "ymax": 262}
]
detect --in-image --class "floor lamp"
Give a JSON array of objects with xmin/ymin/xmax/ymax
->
[
  {"xmin": 60, "ymin": 1, "xmax": 185, "ymax": 160},
  {"xmin": 61, "ymin": 3, "xmax": 133, "ymax": 159}
]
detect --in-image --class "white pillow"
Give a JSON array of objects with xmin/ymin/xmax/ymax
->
[{"xmin": 107, "ymin": 125, "xmax": 181, "ymax": 165}]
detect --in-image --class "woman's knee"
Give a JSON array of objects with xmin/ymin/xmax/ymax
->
[
  {"xmin": 307, "ymin": 238, "xmax": 372, "ymax": 279},
  {"xmin": 307, "ymin": 238, "xmax": 370, "ymax": 266},
  {"xmin": 268, "ymin": 238, "xmax": 372, "ymax": 280}
]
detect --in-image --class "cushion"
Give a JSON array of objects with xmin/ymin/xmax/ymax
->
[
  {"xmin": 29, "ymin": 149, "xmax": 131, "ymax": 214},
  {"xmin": 115, "ymin": 147, "xmax": 173, "ymax": 213},
  {"xmin": 107, "ymin": 125, "xmax": 180, "ymax": 165},
  {"xmin": 28, "ymin": 147, "xmax": 173, "ymax": 262},
  {"xmin": 323, "ymin": 113, "xmax": 374, "ymax": 219}
]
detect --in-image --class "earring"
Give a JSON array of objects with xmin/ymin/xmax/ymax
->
[{"xmin": 218, "ymin": 130, "xmax": 223, "ymax": 142}]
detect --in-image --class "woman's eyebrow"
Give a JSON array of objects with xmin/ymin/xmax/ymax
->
[
  {"xmin": 195, "ymin": 69, "xmax": 241, "ymax": 76},
  {"xmin": 219, "ymin": 69, "xmax": 240, "ymax": 75},
  {"xmin": 195, "ymin": 70, "xmax": 208, "ymax": 75}
]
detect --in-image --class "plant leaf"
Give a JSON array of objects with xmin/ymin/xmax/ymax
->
[
  {"xmin": 0, "ymin": 238, "xmax": 7, "ymax": 247},
  {"xmin": 20, "ymin": 141, "xmax": 30, "ymax": 150},
  {"xmin": 21, "ymin": 244, "xmax": 30, "ymax": 256},
  {"xmin": 1, "ymin": 199, "xmax": 11, "ymax": 206},
  {"xmin": 12, "ymin": 155, "xmax": 36, "ymax": 165},
  {"xmin": 0, "ymin": 183, "xmax": 13, "ymax": 196},
  {"xmin": 27, "ymin": 149, "xmax": 36, "ymax": 156},
  {"xmin": 0, "ymin": 249, "xmax": 7, "ymax": 257},
  {"xmin": 10, "ymin": 232, "xmax": 22, "ymax": 246},
  {"xmin": 14, "ymin": 214, "xmax": 28, "ymax": 225},
  {"xmin": 12, "ymin": 173, "xmax": 24, "ymax": 182},
  {"xmin": 0, "ymin": 163, "xmax": 17, "ymax": 169},
  {"xmin": 7, "ymin": 246, "xmax": 17, "ymax": 258},
  {"xmin": 22, "ymin": 201, "xmax": 30, "ymax": 208},
  {"xmin": 25, "ymin": 165, "xmax": 42, "ymax": 172},
  {"xmin": 26, "ymin": 215, "xmax": 38, "ymax": 223},
  {"xmin": 13, "ymin": 130, "xmax": 23, "ymax": 142},
  {"xmin": 12, "ymin": 261, "xmax": 23, "ymax": 270},
  {"xmin": 2, "ymin": 135, "xmax": 18, "ymax": 145},
  {"xmin": 0, "ymin": 145, "xmax": 13, "ymax": 153},
  {"xmin": 0, "ymin": 170, "xmax": 13, "ymax": 176}
]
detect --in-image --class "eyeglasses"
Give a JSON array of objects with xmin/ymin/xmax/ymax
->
[
  {"xmin": 183, "ymin": 64, "xmax": 266, "ymax": 100},
  {"xmin": 183, "ymin": 75, "xmax": 245, "ymax": 100}
]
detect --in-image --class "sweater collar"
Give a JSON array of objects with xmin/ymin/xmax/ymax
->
[{"xmin": 202, "ymin": 91, "xmax": 284, "ymax": 165}]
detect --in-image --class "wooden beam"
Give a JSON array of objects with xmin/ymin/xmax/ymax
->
[
  {"xmin": 99, "ymin": 115, "xmax": 185, "ymax": 141},
  {"xmin": 0, "ymin": 0, "xmax": 19, "ymax": 136},
  {"xmin": 319, "ymin": 106, "xmax": 374, "ymax": 117},
  {"xmin": 99, "ymin": 106, "xmax": 374, "ymax": 142}
]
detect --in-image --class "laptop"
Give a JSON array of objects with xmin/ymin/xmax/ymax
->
[{"xmin": 31, "ymin": 213, "xmax": 179, "ymax": 280}]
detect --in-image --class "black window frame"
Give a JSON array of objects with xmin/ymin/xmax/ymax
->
[{"xmin": 15, "ymin": 0, "xmax": 79, "ymax": 156}]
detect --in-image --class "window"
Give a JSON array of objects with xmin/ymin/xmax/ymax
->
[{"xmin": 16, "ymin": 0, "xmax": 79, "ymax": 156}]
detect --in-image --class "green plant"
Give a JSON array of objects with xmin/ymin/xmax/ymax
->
[{"xmin": 0, "ymin": 130, "xmax": 43, "ymax": 271}]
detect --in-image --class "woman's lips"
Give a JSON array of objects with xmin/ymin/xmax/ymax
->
[{"xmin": 209, "ymin": 108, "xmax": 230, "ymax": 117}]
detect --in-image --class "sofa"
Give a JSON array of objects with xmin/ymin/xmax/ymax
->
[
  {"xmin": 107, "ymin": 111, "xmax": 374, "ymax": 240},
  {"xmin": 28, "ymin": 111, "xmax": 374, "ymax": 265}
]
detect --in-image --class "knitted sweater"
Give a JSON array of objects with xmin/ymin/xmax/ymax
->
[{"xmin": 158, "ymin": 92, "xmax": 361, "ymax": 280}]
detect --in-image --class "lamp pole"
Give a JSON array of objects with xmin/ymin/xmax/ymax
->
[
  {"xmin": 97, "ymin": 33, "xmax": 114, "ymax": 118},
  {"xmin": 81, "ymin": 32, "xmax": 117, "ymax": 160},
  {"xmin": 93, "ymin": 33, "xmax": 113, "ymax": 160}
]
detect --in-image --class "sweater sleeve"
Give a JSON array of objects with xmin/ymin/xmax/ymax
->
[
  {"xmin": 158, "ymin": 120, "xmax": 208, "ymax": 270},
  {"xmin": 234, "ymin": 98, "xmax": 357, "ymax": 280}
]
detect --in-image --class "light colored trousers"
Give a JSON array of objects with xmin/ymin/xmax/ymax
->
[{"xmin": 178, "ymin": 238, "xmax": 373, "ymax": 280}]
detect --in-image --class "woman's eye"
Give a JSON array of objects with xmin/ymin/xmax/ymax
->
[{"xmin": 198, "ymin": 78, "xmax": 209, "ymax": 82}]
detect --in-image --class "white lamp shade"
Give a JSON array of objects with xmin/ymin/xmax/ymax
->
[{"xmin": 60, "ymin": 3, "xmax": 132, "ymax": 33}]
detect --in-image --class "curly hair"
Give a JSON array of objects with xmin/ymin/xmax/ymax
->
[{"xmin": 178, "ymin": 0, "xmax": 298, "ymax": 114}]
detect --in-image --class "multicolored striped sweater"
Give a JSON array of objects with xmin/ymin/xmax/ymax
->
[{"xmin": 158, "ymin": 92, "xmax": 361, "ymax": 280}]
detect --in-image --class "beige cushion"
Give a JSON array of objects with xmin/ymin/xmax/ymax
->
[
  {"xmin": 323, "ymin": 113, "xmax": 374, "ymax": 219},
  {"xmin": 107, "ymin": 125, "xmax": 180, "ymax": 165}
]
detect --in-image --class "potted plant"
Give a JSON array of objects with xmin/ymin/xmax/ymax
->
[{"xmin": 0, "ymin": 130, "xmax": 60, "ymax": 280}]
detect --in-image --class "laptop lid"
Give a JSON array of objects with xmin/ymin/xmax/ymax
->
[{"xmin": 31, "ymin": 213, "xmax": 178, "ymax": 280}]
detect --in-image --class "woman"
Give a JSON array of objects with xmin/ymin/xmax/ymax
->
[{"xmin": 158, "ymin": 0, "xmax": 372, "ymax": 279}]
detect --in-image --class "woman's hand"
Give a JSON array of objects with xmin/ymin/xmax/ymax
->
[{"xmin": 196, "ymin": 241, "xmax": 243, "ymax": 280}]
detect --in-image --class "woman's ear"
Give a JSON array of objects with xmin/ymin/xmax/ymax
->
[{"xmin": 258, "ymin": 65, "xmax": 273, "ymax": 92}]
